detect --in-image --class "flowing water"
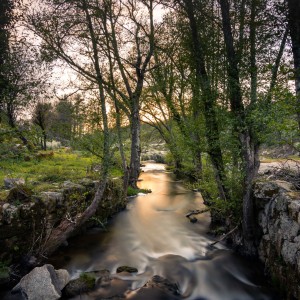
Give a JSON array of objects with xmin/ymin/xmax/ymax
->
[
  {"xmin": 3, "ymin": 163, "xmax": 279, "ymax": 299},
  {"xmin": 50, "ymin": 162, "xmax": 278, "ymax": 300}
]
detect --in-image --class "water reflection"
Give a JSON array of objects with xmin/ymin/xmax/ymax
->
[{"xmin": 49, "ymin": 163, "xmax": 278, "ymax": 300}]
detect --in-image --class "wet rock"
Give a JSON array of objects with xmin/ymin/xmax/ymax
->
[
  {"xmin": 95, "ymin": 269, "xmax": 111, "ymax": 287},
  {"xmin": 4, "ymin": 178, "xmax": 25, "ymax": 189},
  {"xmin": 189, "ymin": 217, "xmax": 197, "ymax": 223},
  {"xmin": 63, "ymin": 273, "xmax": 95, "ymax": 298},
  {"xmin": 11, "ymin": 264, "xmax": 70, "ymax": 300},
  {"xmin": 131, "ymin": 275, "xmax": 180, "ymax": 299},
  {"xmin": 116, "ymin": 266, "xmax": 138, "ymax": 273}
]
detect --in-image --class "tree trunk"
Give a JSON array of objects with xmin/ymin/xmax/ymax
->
[
  {"xmin": 182, "ymin": 0, "xmax": 228, "ymax": 201},
  {"xmin": 219, "ymin": 0, "xmax": 258, "ymax": 251},
  {"xmin": 42, "ymin": 0, "xmax": 112, "ymax": 257},
  {"xmin": 240, "ymin": 131, "xmax": 260, "ymax": 255},
  {"xmin": 287, "ymin": 0, "xmax": 300, "ymax": 133},
  {"xmin": 42, "ymin": 178, "xmax": 108, "ymax": 256},
  {"xmin": 129, "ymin": 102, "xmax": 141, "ymax": 189},
  {"xmin": 43, "ymin": 131, "xmax": 47, "ymax": 151}
]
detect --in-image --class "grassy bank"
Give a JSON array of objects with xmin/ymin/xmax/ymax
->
[{"xmin": 0, "ymin": 149, "xmax": 122, "ymax": 201}]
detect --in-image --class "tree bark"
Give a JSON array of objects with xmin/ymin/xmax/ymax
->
[
  {"xmin": 129, "ymin": 103, "xmax": 141, "ymax": 189},
  {"xmin": 42, "ymin": 0, "xmax": 111, "ymax": 256},
  {"xmin": 219, "ymin": 0, "xmax": 259, "ymax": 254},
  {"xmin": 182, "ymin": 0, "xmax": 228, "ymax": 201},
  {"xmin": 286, "ymin": 0, "xmax": 300, "ymax": 133}
]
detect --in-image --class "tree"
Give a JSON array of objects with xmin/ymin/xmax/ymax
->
[
  {"xmin": 32, "ymin": 101, "xmax": 52, "ymax": 150},
  {"xmin": 176, "ymin": 0, "xmax": 228, "ymax": 201},
  {"xmin": 27, "ymin": 0, "xmax": 120, "ymax": 255},
  {"xmin": 0, "ymin": 0, "xmax": 14, "ymax": 118},
  {"xmin": 286, "ymin": 0, "xmax": 300, "ymax": 133}
]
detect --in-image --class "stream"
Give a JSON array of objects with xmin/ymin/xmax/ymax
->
[{"xmin": 49, "ymin": 162, "xmax": 278, "ymax": 300}]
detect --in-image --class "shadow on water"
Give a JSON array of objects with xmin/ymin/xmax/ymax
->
[{"xmin": 3, "ymin": 163, "xmax": 281, "ymax": 300}]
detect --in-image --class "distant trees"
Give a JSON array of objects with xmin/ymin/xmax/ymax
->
[{"xmin": 32, "ymin": 101, "xmax": 52, "ymax": 150}]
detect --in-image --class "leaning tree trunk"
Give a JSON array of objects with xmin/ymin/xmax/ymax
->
[
  {"xmin": 129, "ymin": 101, "xmax": 141, "ymax": 189},
  {"xmin": 41, "ymin": 0, "xmax": 111, "ymax": 257}
]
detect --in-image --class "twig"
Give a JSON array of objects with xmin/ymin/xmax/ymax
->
[
  {"xmin": 210, "ymin": 225, "xmax": 239, "ymax": 246},
  {"xmin": 185, "ymin": 208, "xmax": 210, "ymax": 218}
]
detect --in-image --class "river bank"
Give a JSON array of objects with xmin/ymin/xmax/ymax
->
[{"xmin": 5, "ymin": 162, "xmax": 276, "ymax": 300}]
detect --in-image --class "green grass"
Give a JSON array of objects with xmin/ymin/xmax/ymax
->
[{"xmin": 0, "ymin": 149, "xmax": 108, "ymax": 196}]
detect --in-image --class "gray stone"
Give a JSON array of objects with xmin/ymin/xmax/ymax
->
[
  {"xmin": 281, "ymin": 240, "xmax": 299, "ymax": 265},
  {"xmin": 95, "ymin": 269, "xmax": 111, "ymax": 287},
  {"xmin": 2, "ymin": 204, "xmax": 19, "ymax": 225},
  {"xmin": 63, "ymin": 273, "xmax": 95, "ymax": 297},
  {"xmin": 55, "ymin": 269, "xmax": 70, "ymax": 291},
  {"xmin": 279, "ymin": 215, "xmax": 300, "ymax": 241},
  {"xmin": 40, "ymin": 192, "xmax": 64, "ymax": 212},
  {"xmin": 4, "ymin": 178, "xmax": 25, "ymax": 189},
  {"xmin": 12, "ymin": 264, "xmax": 70, "ymax": 300},
  {"xmin": 133, "ymin": 275, "xmax": 180, "ymax": 299},
  {"xmin": 62, "ymin": 181, "xmax": 85, "ymax": 194},
  {"xmin": 288, "ymin": 200, "xmax": 300, "ymax": 222},
  {"xmin": 79, "ymin": 178, "xmax": 95, "ymax": 188}
]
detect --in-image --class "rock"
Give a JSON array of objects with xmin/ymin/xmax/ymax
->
[
  {"xmin": 63, "ymin": 273, "xmax": 95, "ymax": 298},
  {"xmin": 189, "ymin": 217, "xmax": 197, "ymax": 223},
  {"xmin": 61, "ymin": 181, "xmax": 85, "ymax": 195},
  {"xmin": 4, "ymin": 178, "xmax": 25, "ymax": 189},
  {"xmin": 254, "ymin": 179, "xmax": 300, "ymax": 299},
  {"xmin": 131, "ymin": 275, "xmax": 180, "ymax": 299},
  {"xmin": 79, "ymin": 178, "xmax": 95, "ymax": 188},
  {"xmin": 6, "ymin": 185, "xmax": 33, "ymax": 204},
  {"xmin": 55, "ymin": 269, "xmax": 70, "ymax": 290},
  {"xmin": 116, "ymin": 266, "xmax": 138, "ymax": 273},
  {"xmin": 2, "ymin": 204, "xmax": 19, "ymax": 225},
  {"xmin": 11, "ymin": 264, "xmax": 70, "ymax": 300},
  {"xmin": 95, "ymin": 269, "xmax": 111, "ymax": 287},
  {"xmin": 40, "ymin": 192, "xmax": 64, "ymax": 211}
]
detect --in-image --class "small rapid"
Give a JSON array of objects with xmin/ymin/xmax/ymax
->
[{"xmin": 48, "ymin": 162, "xmax": 278, "ymax": 300}]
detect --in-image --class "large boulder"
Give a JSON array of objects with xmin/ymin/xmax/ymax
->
[{"xmin": 11, "ymin": 264, "xmax": 70, "ymax": 300}]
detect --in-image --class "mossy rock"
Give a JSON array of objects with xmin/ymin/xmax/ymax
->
[
  {"xmin": 116, "ymin": 266, "xmax": 138, "ymax": 273},
  {"xmin": 63, "ymin": 273, "xmax": 96, "ymax": 297},
  {"xmin": 6, "ymin": 185, "xmax": 33, "ymax": 204}
]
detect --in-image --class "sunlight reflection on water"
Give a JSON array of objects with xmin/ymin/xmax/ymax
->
[{"xmin": 45, "ymin": 162, "xmax": 279, "ymax": 300}]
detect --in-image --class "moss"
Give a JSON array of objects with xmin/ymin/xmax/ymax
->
[
  {"xmin": 0, "ymin": 262, "xmax": 9, "ymax": 280},
  {"xmin": 6, "ymin": 185, "xmax": 33, "ymax": 204},
  {"xmin": 79, "ymin": 273, "xmax": 96, "ymax": 290},
  {"xmin": 63, "ymin": 273, "xmax": 96, "ymax": 297}
]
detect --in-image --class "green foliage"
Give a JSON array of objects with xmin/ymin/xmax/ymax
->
[{"xmin": 0, "ymin": 260, "xmax": 10, "ymax": 280}]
